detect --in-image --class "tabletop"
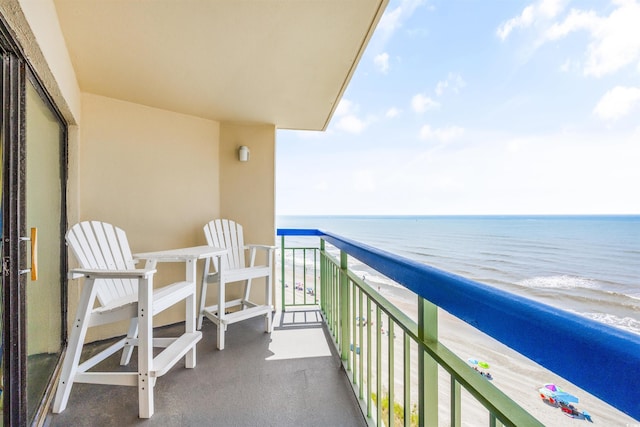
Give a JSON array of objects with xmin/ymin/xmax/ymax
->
[{"xmin": 133, "ymin": 245, "xmax": 227, "ymax": 262}]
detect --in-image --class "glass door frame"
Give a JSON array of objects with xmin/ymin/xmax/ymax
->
[
  {"xmin": 1, "ymin": 13, "xmax": 68, "ymax": 426},
  {"xmin": 2, "ymin": 34, "xmax": 27, "ymax": 427}
]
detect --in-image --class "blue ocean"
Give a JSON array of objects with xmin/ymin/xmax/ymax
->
[{"xmin": 277, "ymin": 215, "xmax": 640, "ymax": 335}]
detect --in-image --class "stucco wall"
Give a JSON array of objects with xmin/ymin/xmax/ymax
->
[
  {"xmin": 215, "ymin": 123, "xmax": 277, "ymax": 307},
  {"xmin": 78, "ymin": 93, "xmax": 222, "ymax": 340}
]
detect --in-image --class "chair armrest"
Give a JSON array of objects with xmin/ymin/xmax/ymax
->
[
  {"xmin": 68, "ymin": 267, "xmax": 157, "ymax": 280},
  {"xmin": 245, "ymin": 244, "xmax": 276, "ymax": 251},
  {"xmin": 245, "ymin": 245, "xmax": 276, "ymax": 268}
]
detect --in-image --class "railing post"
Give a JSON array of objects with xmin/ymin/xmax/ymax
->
[
  {"xmin": 340, "ymin": 250, "xmax": 349, "ymax": 361},
  {"xmin": 280, "ymin": 234, "xmax": 285, "ymax": 312},
  {"xmin": 320, "ymin": 239, "xmax": 326, "ymax": 314},
  {"xmin": 418, "ymin": 296, "xmax": 438, "ymax": 427}
]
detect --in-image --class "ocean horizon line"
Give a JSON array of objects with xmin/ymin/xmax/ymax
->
[{"xmin": 277, "ymin": 213, "xmax": 640, "ymax": 220}]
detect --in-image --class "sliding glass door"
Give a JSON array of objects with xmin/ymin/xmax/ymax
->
[
  {"xmin": 1, "ymin": 24, "xmax": 67, "ymax": 426},
  {"xmin": 24, "ymin": 78, "xmax": 65, "ymax": 424}
]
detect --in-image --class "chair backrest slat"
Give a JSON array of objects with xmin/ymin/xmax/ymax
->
[
  {"xmin": 204, "ymin": 219, "xmax": 245, "ymax": 271},
  {"xmin": 66, "ymin": 221, "xmax": 138, "ymax": 307}
]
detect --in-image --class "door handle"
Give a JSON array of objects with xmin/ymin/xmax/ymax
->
[{"xmin": 20, "ymin": 227, "xmax": 38, "ymax": 280}]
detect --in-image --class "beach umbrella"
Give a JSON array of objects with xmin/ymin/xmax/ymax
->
[
  {"xmin": 467, "ymin": 358, "xmax": 479, "ymax": 365},
  {"xmin": 478, "ymin": 361, "xmax": 490, "ymax": 369},
  {"xmin": 544, "ymin": 383, "xmax": 560, "ymax": 392},
  {"xmin": 555, "ymin": 391, "xmax": 579, "ymax": 404},
  {"xmin": 539, "ymin": 385, "xmax": 579, "ymax": 404}
]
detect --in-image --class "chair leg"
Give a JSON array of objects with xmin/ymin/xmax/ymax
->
[
  {"xmin": 53, "ymin": 279, "xmax": 99, "ymax": 413},
  {"xmin": 137, "ymin": 275, "xmax": 154, "ymax": 418},
  {"xmin": 265, "ymin": 313, "xmax": 272, "ymax": 334},
  {"xmin": 217, "ymin": 323, "xmax": 226, "ymax": 350},
  {"xmin": 265, "ymin": 271, "xmax": 273, "ymax": 333},
  {"xmin": 197, "ymin": 258, "xmax": 210, "ymax": 330},
  {"xmin": 120, "ymin": 318, "xmax": 138, "ymax": 365},
  {"xmin": 217, "ymin": 278, "xmax": 226, "ymax": 350}
]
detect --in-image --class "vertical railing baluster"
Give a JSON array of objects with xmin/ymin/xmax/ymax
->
[
  {"xmin": 336, "ymin": 260, "xmax": 340, "ymax": 347},
  {"xmin": 320, "ymin": 240, "xmax": 326, "ymax": 314},
  {"xmin": 359, "ymin": 288, "xmax": 364, "ymax": 399},
  {"xmin": 340, "ymin": 250, "xmax": 349, "ymax": 361},
  {"xmin": 367, "ymin": 297, "xmax": 372, "ymax": 418},
  {"xmin": 389, "ymin": 320, "xmax": 395, "ymax": 427},
  {"xmin": 280, "ymin": 235, "xmax": 285, "ymax": 310},
  {"xmin": 376, "ymin": 305, "xmax": 382, "ymax": 427},
  {"xmin": 314, "ymin": 248, "xmax": 318, "ymax": 304},
  {"xmin": 350, "ymin": 279, "xmax": 356, "ymax": 373},
  {"xmin": 404, "ymin": 333, "xmax": 411, "ymax": 427},
  {"xmin": 302, "ymin": 248, "xmax": 306, "ymax": 305},
  {"xmin": 292, "ymin": 248, "xmax": 297, "ymax": 306},
  {"xmin": 418, "ymin": 296, "xmax": 438, "ymax": 427},
  {"xmin": 451, "ymin": 376, "xmax": 461, "ymax": 427}
]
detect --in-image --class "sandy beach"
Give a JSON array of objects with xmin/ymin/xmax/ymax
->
[
  {"xmin": 378, "ymin": 287, "xmax": 638, "ymax": 427},
  {"xmin": 279, "ymin": 271, "xmax": 638, "ymax": 426}
]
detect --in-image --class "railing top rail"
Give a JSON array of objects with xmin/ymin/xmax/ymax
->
[
  {"xmin": 277, "ymin": 228, "xmax": 323, "ymax": 236},
  {"xmin": 277, "ymin": 228, "xmax": 640, "ymax": 421}
]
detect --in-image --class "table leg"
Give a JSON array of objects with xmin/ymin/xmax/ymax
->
[
  {"xmin": 185, "ymin": 258, "xmax": 197, "ymax": 368},
  {"xmin": 217, "ymin": 256, "xmax": 226, "ymax": 350}
]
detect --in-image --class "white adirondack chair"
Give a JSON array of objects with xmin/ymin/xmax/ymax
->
[
  {"xmin": 198, "ymin": 219, "xmax": 274, "ymax": 350},
  {"xmin": 53, "ymin": 221, "xmax": 202, "ymax": 418}
]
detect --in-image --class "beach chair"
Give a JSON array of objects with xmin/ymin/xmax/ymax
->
[
  {"xmin": 198, "ymin": 219, "xmax": 274, "ymax": 350},
  {"xmin": 53, "ymin": 221, "xmax": 201, "ymax": 417}
]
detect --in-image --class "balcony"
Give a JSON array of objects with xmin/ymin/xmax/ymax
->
[{"xmin": 45, "ymin": 228, "xmax": 639, "ymax": 426}]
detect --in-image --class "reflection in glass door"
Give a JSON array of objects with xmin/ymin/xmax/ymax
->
[{"xmin": 25, "ymin": 79, "xmax": 64, "ymax": 423}]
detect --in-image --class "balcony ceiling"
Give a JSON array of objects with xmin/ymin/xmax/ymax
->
[{"xmin": 53, "ymin": 0, "xmax": 387, "ymax": 131}]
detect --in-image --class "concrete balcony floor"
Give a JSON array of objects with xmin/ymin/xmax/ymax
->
[{"xmin": 45, "ymin": 309, "xmax": 366, "ymax": 427}]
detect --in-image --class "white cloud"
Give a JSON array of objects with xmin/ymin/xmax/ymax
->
[
  {"xmin": 386, "ymin": 107, "xmax": 401, "ymax": 118},
  {"xmin": 582, "ymin": 2, "xmax": 640, "ymax": 77},
  {"xmin": 497, "ymin": 5, "xmax": 535, "ymax": 40},
  {"xmin": 336, "ymin": 115, "xmax": 366, "ymax": 134},
  {"xmin": 502, "ymin": 1, "xmax": 640, "ymax": 78},
  {"xmin": 593, "ymin": 86, "xmax": 640, "ymax": 120},
  {"xmin": 333, "ymin": 98, "xmax": 368, "ymax": 134},
  {"xmin": 377, "ymin": 0, "xmax": 426, "ymax": 41},
  {"xmin": 411, "ymin": 94, "xmax": 440, "ymax": 113},
  {"xmin": 374, "ymin": 52, "xmax": 390, "ymax": 73},
  {"xmin": 543, "ymin": 5, "xmax": 640, "ymax": 77},
  {"xmin": 419, "ymin": 124, "xmax": 465, "ymax": 142},
  {"xmin": 496, "ymin": 0, "xmax": 567, "ymax": 41},
  {"xmin": 435, "ymin": 72, "xmax": 466, "ymax": 96}
]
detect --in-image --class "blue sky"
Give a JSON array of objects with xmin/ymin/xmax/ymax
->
[{"xmin": 276, "ymin": 0, "xmax": 640, "ymax": 215}]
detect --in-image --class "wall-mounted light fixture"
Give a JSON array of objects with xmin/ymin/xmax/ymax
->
[{"xmin": 238, "ymin": 145, "xmax": 250, "ymax": 162}]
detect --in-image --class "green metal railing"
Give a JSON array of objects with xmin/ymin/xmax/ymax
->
[
  {"xmin": 278, "ymin": 235, "xmax": 320, "ymax": 308},
  {"xmin": 278, "ymin": 231, "xmax": 543, "ymax": 427}
]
